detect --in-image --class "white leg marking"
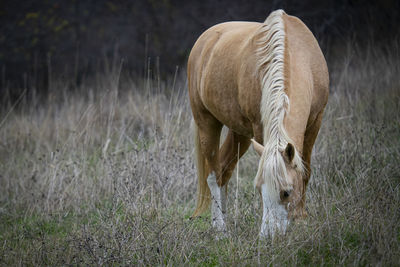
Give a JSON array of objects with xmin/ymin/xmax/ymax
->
[
  {"xmin": 260, "ymin": 183, "xmax": 289, "ymax": 238},
  {"xmin": 207, "ymin": 173, "xmax": 226, "ymax": 232}
]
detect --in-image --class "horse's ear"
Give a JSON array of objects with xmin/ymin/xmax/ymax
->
[
  {"xmin": 285, "ymin": 143, "xmax": 295, "ymax": 162},
  {"xmin": 251, "ymin": 139, "xmax": 264, "ymax": 157}
]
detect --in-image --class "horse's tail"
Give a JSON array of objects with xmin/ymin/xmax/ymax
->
[{"xmin": 191, "ymin": 122, "xmax": 211, "ymax": 217}]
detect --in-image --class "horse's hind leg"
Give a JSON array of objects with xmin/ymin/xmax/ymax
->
[{"xmin": 196, "ymin": 117, "xmax": 225, "ymax": 231}]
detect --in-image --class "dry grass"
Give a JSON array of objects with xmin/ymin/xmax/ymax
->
[{"xmin": 0, "ymin": 41, "xmax": 399, "ymax": 266}]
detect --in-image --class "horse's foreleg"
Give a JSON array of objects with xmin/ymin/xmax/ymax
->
[
  {"xmin": 212, "ymin": 131, "xmax": 250, "ymax": 227},
  {"xmin": 219, "ymin": 131, "xmax": 251, "ymax": 186},
  {"xmin": 296, "ymin": 110, "xmax": 324, "ymax": 218}
]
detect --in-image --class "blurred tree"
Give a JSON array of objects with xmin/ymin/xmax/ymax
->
[{"xmin": 0, "ymin": 0, "xmax": 398, "ymax": 98}]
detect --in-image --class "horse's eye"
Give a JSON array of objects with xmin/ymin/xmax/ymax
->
[
  {"xmin": 280, "ymin": 190, "xmax": 292, "ymax": 201},
  {"xmin": 283, "ymin": 191, "xmax": 290, "ymax": 198}
]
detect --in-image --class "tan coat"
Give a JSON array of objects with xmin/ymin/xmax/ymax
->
[{"xmin": 188, "ymin": 11, "xmax": 328, "ymax": 220}]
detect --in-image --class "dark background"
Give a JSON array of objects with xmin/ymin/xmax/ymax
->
[{"xmin": 1, "ymin": 0, "xmax": 399, "ymax": 96}]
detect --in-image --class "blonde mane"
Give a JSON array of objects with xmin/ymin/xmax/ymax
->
[{"xmin": 255, "ymin": 9, "xmax": 305, "ymax": 200}]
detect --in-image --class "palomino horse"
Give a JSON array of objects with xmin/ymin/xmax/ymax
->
[{"xmin": 187, "ymin": 10, "xmax": 329, "ymax": 237}]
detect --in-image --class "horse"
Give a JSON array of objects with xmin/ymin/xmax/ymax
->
[{"xmin": 187, "ymin": 9, "xmax": 329, "ymax": 237}]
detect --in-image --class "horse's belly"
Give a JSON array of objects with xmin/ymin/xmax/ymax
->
[{"xmin": 200, "ymin": 91, "xmax": 253, "ymax": 137}]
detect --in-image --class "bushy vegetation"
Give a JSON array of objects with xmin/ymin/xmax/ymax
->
[
  {"xmin": 2, "ymin": 0, "xmax": 398, "ymax": 93},
  {"xmin": 0, "ymin": 40, "xmax": 399, "ymax": 265}
]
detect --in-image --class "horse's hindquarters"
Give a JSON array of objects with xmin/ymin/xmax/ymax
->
[{"xmin": 188, "ymin": 22, "xmax": 262, "ymax": 137}]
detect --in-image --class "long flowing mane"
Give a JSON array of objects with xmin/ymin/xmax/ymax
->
[{"xmin": 255, "ymin": 10, "xmax": 304, "ymax": 200}]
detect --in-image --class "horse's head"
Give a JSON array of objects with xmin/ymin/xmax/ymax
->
[{"xmin": 251, "ymin": 139, "xmax": 305, "ymax": 237}]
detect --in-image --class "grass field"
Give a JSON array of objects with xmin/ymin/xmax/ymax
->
[{"xmin": 1, "ymin": 41, "xmax": 400, "ymax": 265}]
